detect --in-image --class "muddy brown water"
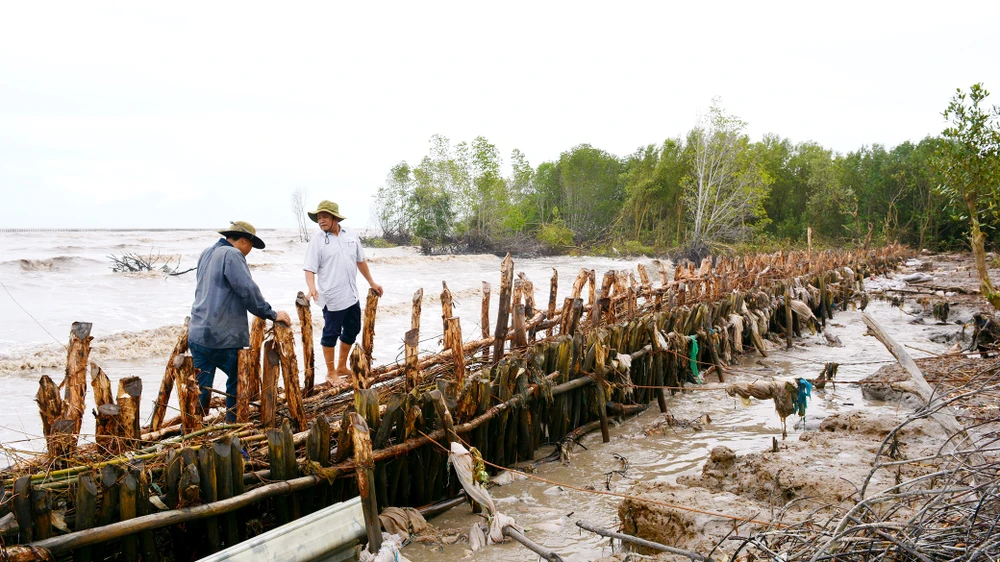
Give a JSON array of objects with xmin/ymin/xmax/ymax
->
[{"xmin": 403, "ymin": 293, "xmax": 969, "ymax": 561}]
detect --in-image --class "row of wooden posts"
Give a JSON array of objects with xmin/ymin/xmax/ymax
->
[{"xmin": 4, "ymin": 245, "xmax": 910, "ymax": 560}]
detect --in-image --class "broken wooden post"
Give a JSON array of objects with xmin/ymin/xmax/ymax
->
[
  {"xmin": 176, "ymin": 356, "xmax": 203, "ymax": 434},
  {"xmin": 429, "ymin": 389, "xmax": 458, "ymax": 445},
  {"xmin": 260, "ymin": 341, "xmax": 280, "ymax": 428},
  {"xmin": 61, "ymin": 321, "xmax": 93, "ymax": 454},
  {"xmin": 13, "ymin": 476, "xmax": 34, "ymax": 543},
  {"xmin": 74, "ymin": 472, "xmax": 99, "ymax": 562},
  {"xmin": 512, "ymin": 304, "xmax": 527, "ymax": 348},
  {"xmin": 273, "ymin": 321, "xmax": 307, "ymax": 432},
  {"xmin": 446, "ymin": 317, "xmax": 466, "ymax": 386},
  {"xmin": 213, "ymin": 438, "xmax": 239, "ymax": 546},
  {"xmin": 440, "ymin": 281, "xmax": 454, "ymax": 349},
  {"xmin": 136, "ymin": 467, "xmax": 159, "ymax": 562},
  {"xmin": 151, "ymin": 317, "xmax": 188, "ymax": 431},
  {"xmin": 547, "ymin": 268, "xmax": 558, "ymax": 338},
  {"xmin": 116, "ymin": 376, "xmax": 142, "ymax": 450},
  {"xmin": 349, "ymin": 344, "xmax": 371, "ymax": 390},
  {"xmin": 493, "ymin": 254, "xmax": 514, "ymax": 362},
  {"xmin": 198, "ymin": 446, "xmax": 221, "ymax": 552},
  {"xmin": 361, "ymin": 287, "xmax": 380, "ymax": 366},
  {"xmin": 348, "ymin": 411, "xmax": 382, "ymax": 555},
  {"xmin": 411, "ymin": 288, "xmax": 423, "ymax": 332},
  {"xmin": 305, "ymin": 415, "xmax": 331, "ymax": 510},
  {"xmin": 36, "ymin": 375, "xmax": 63, "ymax": 457},
  {"xmin": 236, "ymin": 348, "xmax": 253, "ymax": 423},
  {"xmin": 296, "ymin": 292, "xmax": 315, "ymax": 396},
  {"xmin": 784, "ymin": 284, "xmax": 794, "ymax": 350},
  {"xmin": 404, "ymin": 328, "xmax": 421, "ymax": 392},
  {"xmin": 119, "ymin": 469, "xmax": 139, "ymax": 560},
  {"xmin": 481, "ymin": 281, "xmax": 491, "ymax": 361},
  {"xmin": 248, "ymin": 316, "xmax": 266, "ymax": 399}
]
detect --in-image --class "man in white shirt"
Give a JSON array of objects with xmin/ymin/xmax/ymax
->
[{"xmin": 303, "ymin": 200, "xmax": 383, "ymax": 384}]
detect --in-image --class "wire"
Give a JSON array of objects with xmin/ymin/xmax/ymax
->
[{"xmin": 0, "ymin": 278, "xmax": 68, "ymax": 351}]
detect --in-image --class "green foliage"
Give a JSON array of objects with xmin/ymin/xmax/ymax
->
[{"xmin": 537, "ymin": 218, "xmax": 575, "ymax": 250}]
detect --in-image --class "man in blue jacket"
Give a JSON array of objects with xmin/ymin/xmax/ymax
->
[{"xmin": 188, "ymin": 221, "xmax": 291, "ymax": 422}]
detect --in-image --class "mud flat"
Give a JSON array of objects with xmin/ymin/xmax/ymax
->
[{"xmin": 593, "ymin": 253, "xmax": 1000, "ymax": 562}]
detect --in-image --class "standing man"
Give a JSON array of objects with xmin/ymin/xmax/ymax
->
[
  {"xmin": 189, "ymin": 221, "xmax": 291, "ymax": 422},
  {"xmin": 303, "ymin": 200, "xmax": 383, "ymax": 384}
]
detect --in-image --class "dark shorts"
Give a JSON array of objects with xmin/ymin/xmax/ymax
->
[{"xmin": 321, "ymin": 301, "xmax": 361, "ymax": 347}]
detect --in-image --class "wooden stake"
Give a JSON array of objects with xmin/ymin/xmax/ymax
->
[
  {"xmin": 493, "ymin": 254, "xmax": 514, "ymax": 362},
  {"xmin": 273, "ymin": 321, "xmax": 307, "ymax": 432},
  {"xmin": 348, "ymin": 412, "xmax": 382, "ymax": 555},
  {"xmin": 411, "ymin": 288, "xmax": 423, "ymax": 332},
  {"xmin": 213, "ymin": 439, "xmax": 239, "ymax": 546},
  {"xmin": 198, "ymin": 446, "xmax": 221, "ymax": 551},
  {"xmin": 119, "ymin": 469, "xmax": 138, "ymax": 560},
  {"xmin": 440, "ymin": 282, "xmax": 454, "ymax": 349},
  {"xmin": 361, "ymin": 287, "xmax": 380, "ymax": 366},
  {"xmin": 349, "ymin": 344, "xmax": 371, "ymax": 390},
  {"xmin": 547, "ymin": 268, "xmax": 558, "ymax": 338},
  {"xmin": 248, "ymin": 316, "xmax": 266, "ymax": 399},
  {"xmin": 151, "ymin": 317, "xmax": 188, "ymax": 432},
  {"xmin": 236, "ymin": 348, "xmax": 253, "ymax": 423},
  {"xmin": 36, "ymin": 375, "xmax": 63, "ymax": 457},
  {"xmin": 261, "ymin": 341, "xmax": 280, "ymax": 428},
  {"xmin": 404, "ymin": 328, "xmax": 421, "ymax": 392},
  {"xmin": 481, "ymin": 282, "xmax": 491, "ymax": 361},
  {"xmin": 61, "ymin": 321, "xmax": 93, "ymax": 448},
  {"xmin": 446, "ymin": 317, "xmax": 466, "ymax": 386},
  {"xmin": 512, "ymin": 304, "xmax": 527, "ymax": 348},
  {"xmin": 176, "ymin": 356, "xmax": 203, "ymax": 434},
  {"xmin": 296, "ymin": 292, "xmax": 315, "ymax": 396},
  {"xmin": 116, "ymin": 376, "xmax": 142, "ymax": 449},
  {"xmin": 90, "ymin": 363, "xmax": 114, "ymax": 409},
  {"xmin": 73, "ymin": 472, "xmax": 99, "ymax": 562}
]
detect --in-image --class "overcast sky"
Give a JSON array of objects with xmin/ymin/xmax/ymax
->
[{"xmin": 1, "ymin": 1, "xmax": 997, "ymax": 230}]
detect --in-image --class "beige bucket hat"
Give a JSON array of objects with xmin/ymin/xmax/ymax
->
[
  {"xmin": 218, "ymin": 220, "xmax": 266, "ymax": 249},
  {"xmin": 308, "ymin": 200, "xmax": 347, "ymax": 222}
]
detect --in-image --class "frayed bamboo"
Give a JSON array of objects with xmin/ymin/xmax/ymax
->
[
  {"xmin": 348, "ymin": 412, "xmax": 381, "ymax": 554},
  {"xmin": 248, "ymin": 316, "xmax": 266, "ymax": 400},
  {"xmin": 493, "ymin": 254, "xmax": 514, "ymax": 362},
  {"xmin": 296, "ymin": 292, "xmax": 315, "ymax": 396},
  {"xmin": 116, "ymin": 376, "xmax": 142, "ymax": 449},
  {"xmin": 273, "ymin": 322, "xmax": 307, "ymax": 432},
  {"xmin": 361, "ymin": 287, "xmax": 380, "ymax": 366},
  {"xmin": 60, "ymin": 322, "xmax": 93, "ymax": 455},
  {"xmin": 260, "ymin": 341, "xmax": 279, "ymax": 428},
  {"xmin": 177, "ymin": 356, "xmax": 202, "ymax": 434}
]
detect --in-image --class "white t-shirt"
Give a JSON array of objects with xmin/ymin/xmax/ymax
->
[{"xmin": 303, "ymin": 226, "xmax": 366, "ymax": 312}]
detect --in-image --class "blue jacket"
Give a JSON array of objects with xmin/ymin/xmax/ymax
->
[{"xmin": 188, "ymin": 239, "xmax": 277, "ymax": 349}]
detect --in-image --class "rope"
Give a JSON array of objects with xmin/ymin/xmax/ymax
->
[{"xmin": 0, "ymin": 278, "xmax": 68, "ymax": 351}]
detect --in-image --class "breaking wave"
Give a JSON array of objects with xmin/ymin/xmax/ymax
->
[
  {"xmin": 8, "ymin": 256, "xmax": 102, "ymax": 272},
  {"xmin": 0, "ymin": 324, "xmax": 185, "ymax": 374}
]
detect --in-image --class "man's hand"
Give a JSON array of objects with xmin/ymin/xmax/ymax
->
[
  {"xmin": 370, "ymin": 283, "xmax": 384, "ymax": 297},
  {"xmin": 308, "ymin": 287, "xmax": 319, "ymax": 301},
  {"xmin": 275, "ymin": 310, "xmax": 292, "ymax": 325}
]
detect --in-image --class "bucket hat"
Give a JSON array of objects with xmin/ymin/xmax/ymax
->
[
  {"xmin": 308, "ymin": 200, "xmax": 347, "ymax": 222},
  {"xmin": 218, "ymin": 220, "xmax": 266, "ymax": 249}
]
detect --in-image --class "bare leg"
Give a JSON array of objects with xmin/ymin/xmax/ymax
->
[
  {"xmin": 335, "ymin": 340, "xmax": 353, "ymax": 377},
  {"xmin": 322, "ymin": 345, "xmax": 337, "ymax": 384}
]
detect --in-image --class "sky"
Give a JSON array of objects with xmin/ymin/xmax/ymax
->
[{"xmin": 1, "ymin": 1, "xmax": 998, "ymax": 230}]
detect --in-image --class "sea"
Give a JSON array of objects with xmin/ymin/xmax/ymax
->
[{"xmin": 0, "ymin": 228, "xmax": 647, "ymax": 460}]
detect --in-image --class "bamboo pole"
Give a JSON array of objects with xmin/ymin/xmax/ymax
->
[
  {"xmin": 513, "ymin": 304, "xmax": 527, "ymax": 347},
  {"xmin": 136, "ymin": 467, "xmax": 159, "ymax": 562},
  {"xmin": 90, "ymin": 363, "xmax": 114, "ymax": 409},
  {"xmin": 273, "ymin": 321, "xmax": 307, "ymax": 431},
  {"xmin": 13, "ymin": 476, "xmax": 33, "ymax": 543},
  {"xmin": 261, "ymin": 341, "xmax": 279, "ymax": 428},
  {"xmin": 348, "ymin": 412, "xmax": 382, "ymax": 554},
  {"xmin": 361, "ymin": 287, "xmax": 380, "ymax": 366},
  {"xmin": 151, "ymin": 317, "xmax": 188, "ymax": 431},
  {"xmin": 296, "ymin": 292, "xmax": 315, "ymax": 396}
]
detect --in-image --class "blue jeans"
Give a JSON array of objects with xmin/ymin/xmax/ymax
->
[{"xmin": 188, "ymin": 341, "xmax": 240, "ymax": 422}]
